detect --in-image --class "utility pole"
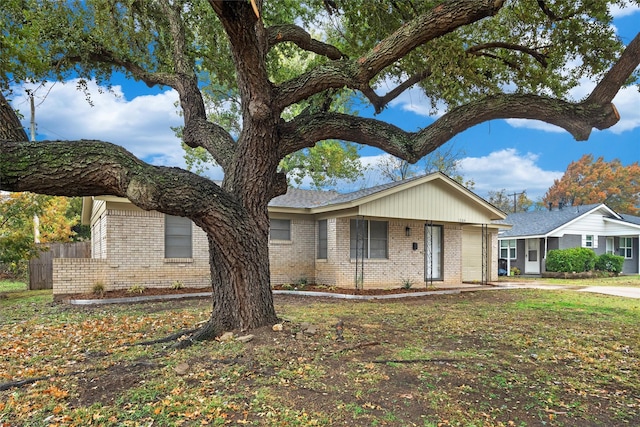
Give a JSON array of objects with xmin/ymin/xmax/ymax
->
[
  {"xmin": 28, "ymin": 91, "xmax": 40, "ymax": 244},
  {"xmin": 29, "ymin": 91, "xmax": 36, "ymax": 142},
  {"xmin": 507, "ymin": 191, "xmax": 526, "ymax": 213}
]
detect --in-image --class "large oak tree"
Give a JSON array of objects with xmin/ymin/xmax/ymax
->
[{"xmin": 1, "ymin": 0, "xmax": 639, "ymax": 342}]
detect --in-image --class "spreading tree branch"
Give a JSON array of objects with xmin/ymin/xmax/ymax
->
[
  {"xmin": 466, "ymin": 42, "xmax": 548, "ymax": 67},
  {"xmin": 266, "ymin": 24, "xmax": 345, "ymax": 60},
  {"xmin": 274, "ymin": 0, "xmax": 506, "ymax": 110},
  {"xmin": 586, "ymin": 32, "xmax": 640, "ymax": 105},
  {"xmin": 0, "ymin": 140, "xmax": 238, "ymax": 221},
  {"xmin": 280, "ymin": 92, "xmax": 626, "ymax": 163}
]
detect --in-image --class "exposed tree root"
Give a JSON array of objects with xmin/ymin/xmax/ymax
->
[
  {"xmin": 0, "ymin": 361, "xmax": 161, "ymax": 391},
  {"xmin": 172, "ymin": 321, "xmax": 221, "ymax": 349},
  {"xmin": 372, "ymin": 358, "xmax": 461, "ymax": 364},
  {"xmin": 133, "ymin": 327, "xmax": 201, "ymax": 347}
]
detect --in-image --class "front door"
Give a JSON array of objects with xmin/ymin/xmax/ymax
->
[
  {"xmin": 425, "ymin": 224, "xmax": 442, "ymax": 281},
  {"xmin": 525, "ymin": 238, "xmax": 540, "ymax": 274}
]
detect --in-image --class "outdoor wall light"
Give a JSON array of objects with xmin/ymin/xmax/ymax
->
[{"xmin": 405, "ymin": 226, "xmax": 411, "ymax": 237}]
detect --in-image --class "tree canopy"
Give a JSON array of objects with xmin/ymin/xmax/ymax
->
[
  {"xmin": 543, "ymin": 154, "xmax": 640, "ymax": 215},
  {"xmin": 1, "ymin": 0, "xmax": 639, "ymax": 340}
]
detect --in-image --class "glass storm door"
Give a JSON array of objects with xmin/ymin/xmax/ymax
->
[{"xmin": 525, "ymin": 238, "xmax": 540, "ymax": 274}]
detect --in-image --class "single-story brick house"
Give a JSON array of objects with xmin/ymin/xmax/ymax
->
[
  {"xmin": 53, "ymin": 173, "xmax": 507, "ymax": 297},
  {"xmin": 495, "ymin": 203, "xmax": 640, "ymax": 276}
]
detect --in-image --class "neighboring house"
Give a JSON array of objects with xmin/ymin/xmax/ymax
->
[
  {"xmin": 52, "ymin": 173, "xmax": 507, "ymax": 298},
  {"xmin": 495, "ymin": 203, "xmax": 640, "ymax": 276}
]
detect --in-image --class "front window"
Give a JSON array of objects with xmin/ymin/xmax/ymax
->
[
  {"xmin": 500, "ymin": 239, "xmax": 516, "ymax": 260},
  {"xmin": 317, "ymin": 220, "xmax": 327, "ymax": 259},
  {"xmin": 584, "ymin": 234, "xmax": 595, "ymax": 248},
  {"xmin": 620, "ymin": 237, "xmax": 633, "ymax": 259},
  {"xmin": 350, "ymin": 219, "xmax": 388, "ymax": 259},
  {"xmin": 270, "ymin": 219, "xmax": 291, "ymax": 241},
  {"xmin": 165, "ymin": 215, "xmax": 192, "ymax": 258}
]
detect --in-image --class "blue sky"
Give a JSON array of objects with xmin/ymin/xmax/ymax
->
[{"xmin": 10, "ymin": 4, "xmax": 640, "ymax": 202}]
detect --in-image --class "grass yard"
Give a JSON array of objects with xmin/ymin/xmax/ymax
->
[{"xmin": 1, "ymin": 283, "xmax": 639, "ymax": 426}]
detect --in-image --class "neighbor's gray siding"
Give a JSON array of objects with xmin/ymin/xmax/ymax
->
[
  {"xmin": 622, "ymin": 237, "xmax": 639, "ymax": 275},
  {"xmin": 559, "ymin": 234, "xmax": 581, "ymax": 250}
]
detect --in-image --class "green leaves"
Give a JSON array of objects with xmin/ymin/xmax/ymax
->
[{"xmin": 279, "ymin": 140, "xmax": 364, "ymax": 189}]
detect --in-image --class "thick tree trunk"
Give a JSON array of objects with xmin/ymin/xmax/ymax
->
[{"xmin": 184, "ymin": 210, "xmax": 278, "ymax": 344}]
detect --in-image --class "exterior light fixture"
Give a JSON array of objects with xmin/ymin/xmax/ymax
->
[{"xmin": 405, "ymin": 226, "xmax": 411, "ymax": 237}]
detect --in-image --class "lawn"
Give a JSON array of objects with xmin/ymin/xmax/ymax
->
[{"xmin": 1, "ymin": 284, "xmax": 639, "ymax": 426}]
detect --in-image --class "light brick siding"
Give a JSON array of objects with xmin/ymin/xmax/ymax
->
[
  {"xmin": 53, "ymin": 209, "xmax": 211, "ymax": 297},
  {"xmin": 312, "ymin": 219, "xmax": 464, "ymax": 289},
  {"xmin": 269, "ymin": 218, "xmax": 315, "ymax": 285},
  {"xmin": 54, "ymin": 207, "xmax": 498, "ymax": 296}
]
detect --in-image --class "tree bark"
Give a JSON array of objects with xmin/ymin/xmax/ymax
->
[{"xmin": 0, "ymin": 93, "xmax": 28, "ymax": 142}]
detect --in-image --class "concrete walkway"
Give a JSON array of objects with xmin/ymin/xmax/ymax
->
[
  {"xmin": 492, "ymin": 282, "xmax": 640, "ymax": 299},
  {"xmin": 65, "ymin": 282, "xmax": 640, "ymax": 305}
]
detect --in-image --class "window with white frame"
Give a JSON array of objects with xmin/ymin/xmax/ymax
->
[
  {"xmin": 165, "ymin": 215, "xmax": 192, "ymax": 258},
  {"xmin": 620, "ymin": 237, "xmax": 633, "ymax": 259},
  {"xmin": 583, "ymin": 234, "xmax": 597, "ymax": 248},
  {"xmin": 349, "ymin": 219, "xmax": 388, "ymax": 259},
  {"xmin": 500, "ymin": 239, "xmax": 516, "ymax": 259},
  {"xmin": 270, "ymin": 219, "xmax": 291, "ymax": 241}
]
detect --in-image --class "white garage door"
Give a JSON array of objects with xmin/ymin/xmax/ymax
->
[{"xmin": 462, "ymin": 228, "xmax": 484, "ymax": 282}]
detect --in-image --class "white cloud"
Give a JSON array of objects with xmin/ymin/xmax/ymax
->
[
  {"xmin": 457, "ymin": 149, "xmax": 563, "ymax": 200},
  {"xmin": 11, "ymin": 79, "xmax": 187, "ymax": 167},
  {"xmin": 610, "ymin": 2, "xmax": 640, "ymax": 18}
]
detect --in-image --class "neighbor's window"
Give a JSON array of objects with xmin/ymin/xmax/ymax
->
[
  {"xmin": 500, "ymin": 239, "xmax": 516, "ymax": 260},
  {"xmin": 165, "ymin": 215, "xmax": 192, "ymax": 258},
  {"xmin": 349, "ymin": 219, "xmax": 388, "ymax": 259},
  {"xmin": 270, "ymin": 219, "xmax": 291, "ymax": 241},
  {"xmin": 317, "ymin": 219, "xmax": 327, "ymax": 259},
  {"xmin": 620, "ymin": 237, "xmax": 633, "ymax": 259},
  {"xmin": 583, "ymin": 234, "xmax": 595, "ymax": 248}
]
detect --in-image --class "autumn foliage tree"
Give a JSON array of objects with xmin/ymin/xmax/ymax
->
[
  {"xmin": 543, "ymin": 154, "xmax": 640, "ymax": 215},
  {"xmin": 1, "ymin": 1, "xmax": 640, "ymax": 343},
  {"xmin": 0, "ymin": 193, "xmax": 77, "ymax": 277}
]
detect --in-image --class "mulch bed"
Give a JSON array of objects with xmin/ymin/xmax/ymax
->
[{"xmin": 67, "ymin": 284, "xmax": 444, "ymax": 300}]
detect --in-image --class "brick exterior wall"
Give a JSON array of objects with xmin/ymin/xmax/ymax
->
[
  {"xmin": 269, "ymin": 218, "xmax": 316, "ymax": 285},
  {"xmin": 315, "ymin": 219, "xmax": 465, "ymax": 289},
  {"xmin": 54, "ymin": 209, "xmax": 212, "ymax": 297},
  {"xmin": 53, "ymin": 205, "xmax": 499, "ymax": 296}
]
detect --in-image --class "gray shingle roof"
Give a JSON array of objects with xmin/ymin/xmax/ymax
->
[
  {"xmin": 619, "ymin": 213, "xmax": 640, "ymax": 225},
  {"xmin": 268, "ymin": 187, "xmax": 340, "ymax": 208},
  {"xmin": 269, "ymin": 175, "xmax": 427, "ymax": 209},
  {"xmin": 497, "ymin": 203, "xmax": 605, "ymax": 237}
]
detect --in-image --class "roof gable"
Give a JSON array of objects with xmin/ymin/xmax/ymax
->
[
  {"xmin": 496, "ymin": 203, "xmax": 632, "ymax": 238},
  {"xmin": 83, "ymin": 173, "xmax": 507, "ymax": 225}
]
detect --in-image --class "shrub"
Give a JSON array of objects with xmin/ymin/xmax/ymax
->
[
  {"xmin": 595, "ymin": 253, "xmax": 624, "ymax": 274},
  {"xmin": 510, "ymin": 266, "xmax": 521, "ymax": 276},
  {"xmin": 401, "ymin": 278, "xmax": 414, "ymax": 289},
  {"xmin": 127, "ymin": 284, "xmax": 145, "ymax": 294},
  {"xmin": 172, "ymin": 280, "xmax": 184, "ymax": 290},
  {"xmin": 546, "ymin": 247, "xmax": 597, "ymax": 273},
  {"xmin": 92, "ymin": 281, "xmax": 105, "ymax": 297}
]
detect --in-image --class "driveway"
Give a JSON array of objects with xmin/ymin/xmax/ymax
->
[{"xmin": 494, "ymin": 282, "xmax": 640, "ymax": 299}]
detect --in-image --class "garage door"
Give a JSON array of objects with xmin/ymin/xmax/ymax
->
[{"xmin": 462, "ymin": 228, "xmax": 483, "ymax": 282}]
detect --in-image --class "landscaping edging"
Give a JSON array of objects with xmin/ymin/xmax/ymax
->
[{"xmin": 66, "ymin": 288, "xmax": 467, "ymax": 305}]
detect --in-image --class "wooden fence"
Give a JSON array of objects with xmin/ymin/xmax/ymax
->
[{"xmin": 29, "ymin": 242, "xmax": 91, "ymax": 290}]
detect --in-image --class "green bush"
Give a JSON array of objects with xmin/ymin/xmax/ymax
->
[
  {"xmin": 595, "ymin": 253, "xmax": 624, "ymax": 274},
  {"xmin": 546, "ymin": 247, "xmax": 597, "ymax": 273}
]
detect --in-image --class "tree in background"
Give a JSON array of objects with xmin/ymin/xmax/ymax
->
[
  {"xmin": 0, "ymin": 193, "xmax": 77, "ymax": 277},
  {"xmin": 2, "ymin": 1, "xmax": 639, "ymax": 343},
  {"xmin": 543, "ymin": 155, "xmax": 640, "ymax": 215},
  {"xmin": 487, "ymin": 189, "xmax": 534, "ymax": 213},
  {"xmin": 376, "ymin": 143, "xmax": 474, "ymax": 188}
]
